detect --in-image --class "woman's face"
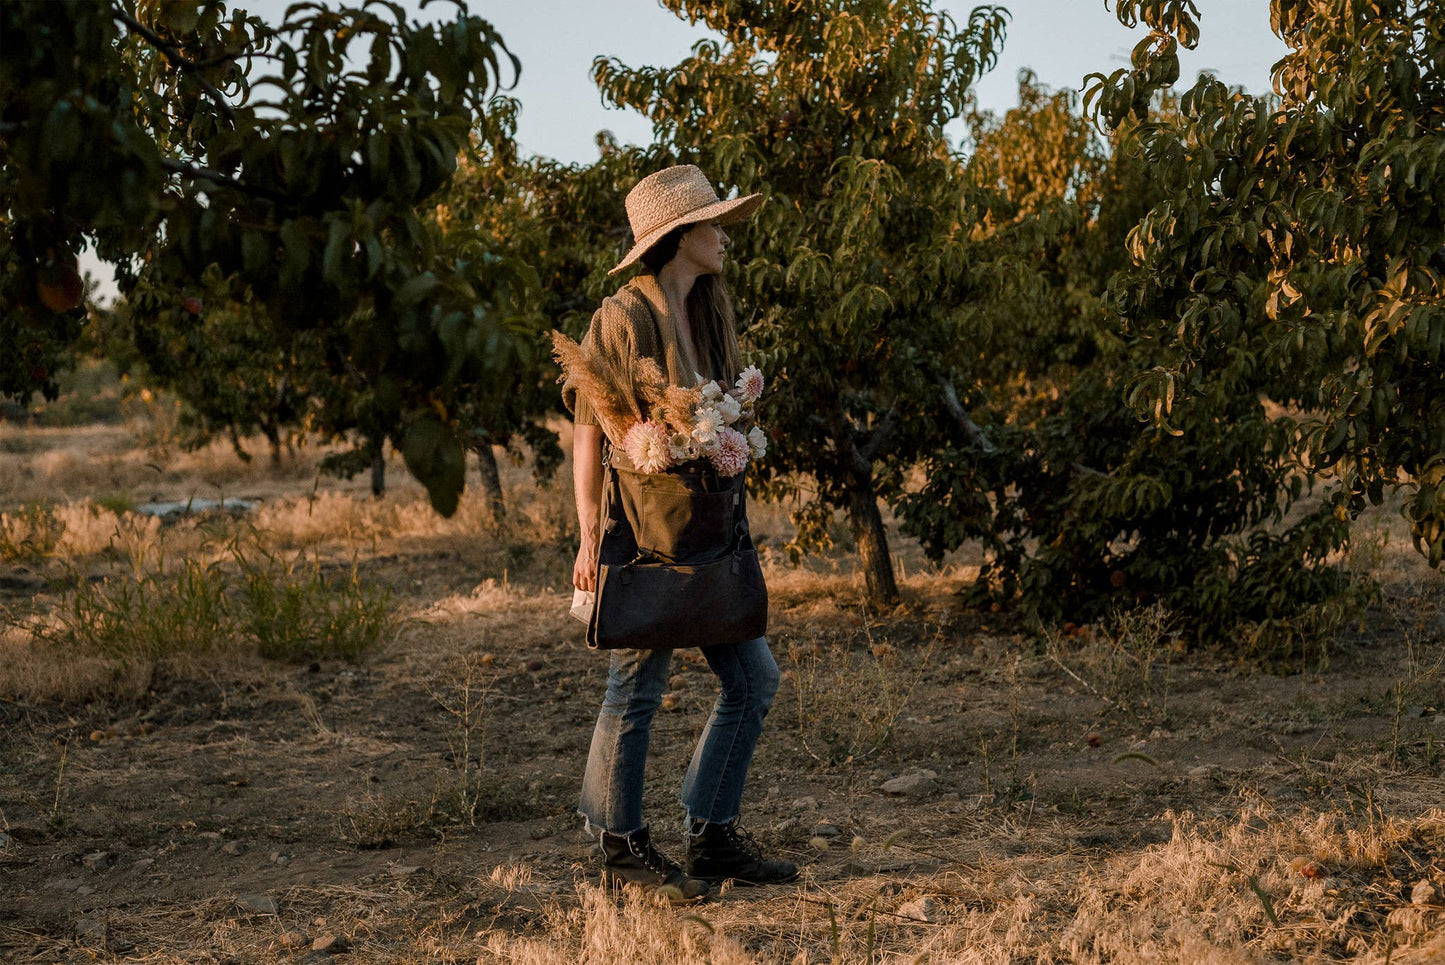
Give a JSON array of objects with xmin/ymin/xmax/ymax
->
[{"xmin": 675, "ymin": 220, "xmax": 729, "ymax": 275}]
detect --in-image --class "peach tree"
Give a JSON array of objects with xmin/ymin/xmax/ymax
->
[
  {"xmin": 896, "ymin": 72, "xmax": 1356, "ymax": 652},
  {"xmin": 418, "ymin": 101, "xmax": 664, "ymax": 517},
  {"xmin": 1078, "ymin": 1, "xmax": 1443, "ymax": 591},
  {"xmin": 1, "ymin": 0, "xmax": 528, "ymax": 514}
]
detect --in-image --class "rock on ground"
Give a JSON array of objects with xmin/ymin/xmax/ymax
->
[{"xmin": 881, "ymin": 769, "xmax": 937, "ymax": 795}]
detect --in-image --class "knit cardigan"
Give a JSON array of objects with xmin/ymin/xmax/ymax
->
[{"xmin": 562, "ymin": 272, "xmax": 709, "ymax": 435}]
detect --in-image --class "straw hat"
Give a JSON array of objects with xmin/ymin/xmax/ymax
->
[{"xmin": 609, "ymin": 165, "xmax": 763, "ymax": 276}]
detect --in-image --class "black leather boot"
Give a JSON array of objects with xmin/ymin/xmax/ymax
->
[
  {"xmin": 601, "ymin": 827, "xmax": 710, "ymax": 902},
  {"xmin": 686, "ymin": 820, "xmax": 800, "ymax": 885}
]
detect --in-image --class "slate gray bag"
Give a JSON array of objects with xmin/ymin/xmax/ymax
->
[{"xmin": 586, "ymin": 450, "xmax": 767, "ymax": 650}]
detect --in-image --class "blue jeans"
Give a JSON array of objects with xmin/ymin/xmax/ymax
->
[{"xmin": 578, "ymin": 637, "xmax": 780, "ymax": 836}]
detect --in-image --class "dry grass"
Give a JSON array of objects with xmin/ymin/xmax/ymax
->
[
  {"xmin": 4, "ymin": 801, "xmax": 1438, "ymax": 963},
  {"xmin": 1, "ymin": 418, "xmax": 1442, "ymax": 963}
]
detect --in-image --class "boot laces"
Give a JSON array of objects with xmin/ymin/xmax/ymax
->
[
  {"xmin": 630, "ymin": 835, "xmax": 679, "ymax": 876},
  {"xmin": 719, "ymin": 822, "xmax": 763, "ymax": 859}
]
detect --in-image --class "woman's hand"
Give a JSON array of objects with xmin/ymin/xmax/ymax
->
[{"xmin": 574, "ymin": 535, "xmax": 599, "ymax": 592}]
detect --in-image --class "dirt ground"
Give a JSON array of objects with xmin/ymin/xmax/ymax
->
[{"xmin": 1, "ymin": 420, "xmax": 1443, "ymax": 963}]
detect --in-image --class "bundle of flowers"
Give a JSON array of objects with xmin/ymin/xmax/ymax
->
[
  {"xmin": 622, "ymin": 365, "xmax": 768, "ymax": 477},
  {"xmin": 552, "ymin": 331, "xmax": 768, "ymax": 478}
]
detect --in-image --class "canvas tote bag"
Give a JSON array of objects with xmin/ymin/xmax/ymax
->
[{"xmin": 586, "ymin": 450, "xmax": 767, "ymax": 650}]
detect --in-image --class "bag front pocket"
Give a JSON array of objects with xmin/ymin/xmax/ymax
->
[
  {"xmin": 614, "ymin": 468, "xmax": 738, "ymax": 563},
  {"xmin": 637, "ymin": 487, "xmax": 734, "ymax": 562}
]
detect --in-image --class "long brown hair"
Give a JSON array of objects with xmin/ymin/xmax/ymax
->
[{"xmin": 640, "ymin": 224, "xmax": 743, "ymax": 381}]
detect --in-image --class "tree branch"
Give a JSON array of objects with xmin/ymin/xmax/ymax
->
[
  {"xmin": 159, "ymin": 157, "xmax": 288, "ymax": 203},
  {"xmin": 112, "ymin": 6, "xmax": 238, "ymax": 123},
  {"xmin": 1071, "ymin": 462, "xmax": 1109, "ymax": 479},
  {"xmin": 856, "ymin": 401, "xmax": 902, "ymax": 466},
  {"xmin": 934, "ymin": 374, "xmax": 995, "ymax": 453}
]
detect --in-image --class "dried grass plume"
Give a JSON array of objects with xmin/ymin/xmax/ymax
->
[{"xmin": 553, "ymin": 332, "xmax": 675, "ymax": 444}]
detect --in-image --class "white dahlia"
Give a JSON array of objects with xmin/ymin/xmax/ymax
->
[
  {"xmin": 746, "ymin": 425, "xmax": 768, "ymax": 460},
  {"xmin": 716, "ymin": 394, "xmax": 742, "ymax": 424},
  {"xmin": 691, "ymin": 406, "xmax": 723, "ymax": 447},
  {"xmin": 668, "ymin": 432, "xmax": 699, "ymax": 463},
  {"xmin": 623, "ymin": 420, "xmax": 672, "ymax": 474}
]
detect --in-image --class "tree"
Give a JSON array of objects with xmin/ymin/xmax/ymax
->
[
  {"xmin": 425, "ymin": 105, "xmax": 667, "ymax": 518},
  {"xmin": 892, "ymin": 71, "xmax": 1358, "ymax": 652},
  {"xmin": 593, "ymin": 0, "xmax": 1008, "ymax": 602},
  {"xmin": 1083, "ymin": 0, "xmax": 1445, "ymax": 568},
  {"xmin": 98, "ymin": 268, "xmax": 318, "ymax": 466},
  {"xmin": 1, "ymin": 0, "xmax": 529, "ymax": 514}
]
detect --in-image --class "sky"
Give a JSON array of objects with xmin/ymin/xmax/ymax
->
[
  {"xmin": 82, "ymin": 1, "xmax": 1287, "ymax": 296},
  {"xmin": 239, "ymin": 0, "xmax": 1289, "ymax": 163}
]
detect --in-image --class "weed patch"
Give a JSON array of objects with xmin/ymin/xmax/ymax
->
[
  {"xmin": 1046, "ymin": 603, "xmax": 1178, "ymax": 723},
  {"xmin": 786, "ymin": 622, "xmax": 932, "ymax": 765},
  {"xmin": 0, "ymin": 502, "xmax": 64, "ymax": 561},
  {"xmin": 233, "ymin": 539, "xmax": 391, "ymax": 662},
  {"xmin": 36, "ymin": 530, "xmax": 392, "ymax": 666}
]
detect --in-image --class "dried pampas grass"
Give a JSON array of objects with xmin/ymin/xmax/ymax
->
[
  {"xmin": 658, "ymin": 384, "xmax": 703, "ymax": 435},
  {"xmin": 553, "ymin": 332, "xmax": 676, "ymax": 444},
  {"xmin": 552, "ymin": 331, "xmax": 636, "ymax": 444}
]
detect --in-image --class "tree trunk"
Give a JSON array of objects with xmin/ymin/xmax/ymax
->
[
  {"xmin": 847, "ymin": 475, "xmax": 898, "ymax": 604},
  {"xmin": 263, "ymin": 422, "xmax": 282, "ymax": 467},
  {"xmin": 476, "ymin": 444, "xmax": 506, "ymax": 523},
  {"xmin": 226, "ymin": 424, "xmax": 252, "ymax": 462},
  {"xmin": 369, "ymin": 438, "xmax": 386, "ymax": 498}
]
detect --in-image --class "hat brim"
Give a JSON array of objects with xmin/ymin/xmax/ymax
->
[{"xmin": 608, "ymin": 192, "xmax": 764, "ymax": 276}]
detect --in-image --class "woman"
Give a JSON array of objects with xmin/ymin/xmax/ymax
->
[{"xmin": 563, "ymin": 165, "xmax": 798, "ymax": 901}]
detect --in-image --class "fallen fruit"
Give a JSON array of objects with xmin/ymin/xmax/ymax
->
[{"xmin": 1086, "ymin": 733, "xmax": 1103, "ymax": 747}]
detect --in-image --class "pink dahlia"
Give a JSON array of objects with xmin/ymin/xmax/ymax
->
[
  {"xmin": 710, "ymin": 426, "xmax": 749, "ymax": 477},
  {"xmin": 735, "ymin": 365, "xmax": 765, "ymax": 403},
  {"xmin": 623, "ymin": 420, "xmax": 672, "ymax": 473}
]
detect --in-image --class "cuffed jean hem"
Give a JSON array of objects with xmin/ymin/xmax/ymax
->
[
  {"xmin": 682, "ymin": 811, "xmax": 739, "ymax": 835},
  {"xmin": 577, "ymin": 811, "xmax": 645, "ymax": 842}
]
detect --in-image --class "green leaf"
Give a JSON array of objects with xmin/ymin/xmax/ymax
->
[{"xmin": 401, "ymin": 416, "xmax": 466, "ymax": 517}]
